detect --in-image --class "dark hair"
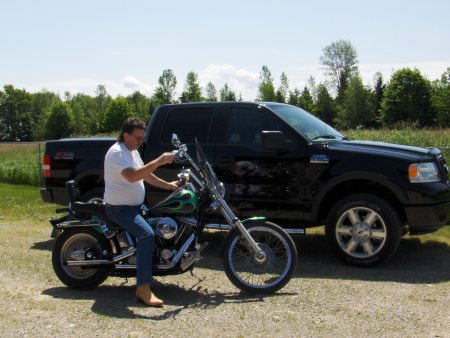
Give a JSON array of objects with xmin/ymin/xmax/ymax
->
[{"xmin": 117, "ymin": 118, "xmax": 146, "ymax": 142}]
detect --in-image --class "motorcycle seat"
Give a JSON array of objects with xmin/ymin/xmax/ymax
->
[{"xmin": 72, "ymin": 201, "xmax": 123, "ymax": 231}]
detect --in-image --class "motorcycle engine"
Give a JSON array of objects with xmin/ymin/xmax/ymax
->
[{"xmin": 153, "ymin": 217, "xmax": 178, "ymax": 240}]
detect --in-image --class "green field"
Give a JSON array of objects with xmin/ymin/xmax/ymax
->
[
  {"xmin": 0, "ymin": 142, "xmax": 43, "ymax": 186},
  {"xmin": 0, "ymin": 129, "xmax": 449, "ymax": 186}
]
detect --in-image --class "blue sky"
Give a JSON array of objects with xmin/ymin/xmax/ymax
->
[{"xmin": 1, "ymin": 0, "xmax": 449, "ymax": 99}]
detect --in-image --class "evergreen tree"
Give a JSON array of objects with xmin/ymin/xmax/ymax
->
[
  {"xmin": 179, "ymin": 71, "xmax": 202, "ymax": 102},
  {"xmin": 431, "ymin": 67, "xmax": 450, "ymax": 127},
  {"xmin": 373, "ymin": 72, "xmax": 385, "ymax": 125},
  {"xmin": 288, "ymin": 88, "xmax": 301, "ymax": 106},
  {"xmin": 220, "ymin": 83, "xmax": 237, "ymax": 101},
  {"xmin": 335, "ymin": 76, "xmax": 376, "ymax": 129},
  {"xmin": 275, "ymin": 72, "xmax": 289, "ymax": 103},
  {"xmin": 298, "ymin": 87, "xmax": 315, "ymax": 113},
  {"xmin": 315, "ymin": 84, "xmax": 337, "ymax": 125},
  {"xmin": 257, "ymin": 65, "xmax": 275, "ymax": 101}
]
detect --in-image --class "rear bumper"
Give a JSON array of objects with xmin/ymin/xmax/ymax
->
[
  {"xmin": 40, "ymin": 187, "xmax": 69, "ymax": 205},
  {"xmin": 405, "ymin": 201, "xmax": 450, "ymax": 234}
]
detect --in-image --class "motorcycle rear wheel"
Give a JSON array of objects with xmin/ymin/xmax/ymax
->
[
  {"xmin": 52, "ymin": 228, "xmax": 109, "ymax": 289},
  {"xmin": 223, "ymin": 221, "xmax": 297, "ymax": 293}
]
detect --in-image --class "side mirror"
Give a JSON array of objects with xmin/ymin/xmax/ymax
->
[
  {"xmin": 261, "ymin": 131, "xmax": 288, "ymax": 151},
  {"xmin": 172, "ymin": 134, "xmax": 181, "ymax": 147}
]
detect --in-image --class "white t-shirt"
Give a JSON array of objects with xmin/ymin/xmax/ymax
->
[{"xmin": 104, "ymin": 142, "xmax": 145, "ymax": 206}]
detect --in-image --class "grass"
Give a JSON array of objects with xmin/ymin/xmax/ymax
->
[
  {"xmin": 343, "ymin": 128, "xmax": 450, "ymax": 160},
  {"xmin": 0, "ymin": 142, "xmax": 43, "ymax": 186}
]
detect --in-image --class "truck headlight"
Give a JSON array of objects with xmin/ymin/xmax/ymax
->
[{"xmin": 408, "ymin": 162, "xmax": 440, "ymax": 183}]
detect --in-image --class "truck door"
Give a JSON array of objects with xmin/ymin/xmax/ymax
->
[
  {"xmin": 214, "ymin": 105, "xmax": 306, "ymax": 224},
  {"xmin": 144, "ymin": 105, "xmax": 218, "ymax": 205}
]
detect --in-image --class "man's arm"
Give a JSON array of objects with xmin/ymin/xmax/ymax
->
[
  {"xmin": 121, "ymin": 152, "xmax": 173, "ymax": 183},
  {"xmin": 144, "ymin": 173, "xmax": 178, "ymax": 191}
]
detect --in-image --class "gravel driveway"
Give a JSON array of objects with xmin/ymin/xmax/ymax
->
[{"xmin": 0, "ymin": 230, "xmax": 449, "ymax": 337}]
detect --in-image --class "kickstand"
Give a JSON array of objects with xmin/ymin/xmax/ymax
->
[
  {"xmin": 120, "ymin": 277, "xmax": 129, "ymax": 286},
  {"xmin": 189, "ymin": 267, "xmax": 206, "ymax": 285}
]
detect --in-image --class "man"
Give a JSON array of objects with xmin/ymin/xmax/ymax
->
[{"xmin": 104, "ymin": 117, "xmax": 177, "ymax": 307}]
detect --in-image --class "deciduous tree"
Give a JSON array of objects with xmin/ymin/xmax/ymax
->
[
  {"xmin": 320, "ymin": 40, "xmax": 358, "ymax": 102},
  {"xmin": 152, "ymin": 69, "xmax": 177, "ymax": 104},
  {"xmin": 44, "ymin": 101, "xmax": 74, "ymax": 140},
  {"xmin": 381, "ymin": 68, "xmax": 434, "ymax": 126},
  {"xmin": 179, "ymin": 71, "xmax": 202, "ymax": 102},
  {"xmin": 257, "ymin": 65, "xmax": 275, "ymax": 101}
]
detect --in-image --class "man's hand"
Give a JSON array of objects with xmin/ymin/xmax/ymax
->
[
  {"xmin": 167, "ymin": 181, "xmax": 179, "ymax": 191},
  {"xmin": 157, "ymin": 152, "xmax": 174, "ymax": 166}
]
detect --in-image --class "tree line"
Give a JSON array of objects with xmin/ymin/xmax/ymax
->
[{"xmin": 0, "ymin": 40, "xmax": 449, "ymax": 141}]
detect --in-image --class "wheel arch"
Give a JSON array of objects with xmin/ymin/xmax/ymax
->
[
  {"xmin": 74, "ymin": 170, "xmax": 105, "ymax": 197},
  {"xmin": 312, "ymin": 172, "xmax": 407, "ymax": 226}
]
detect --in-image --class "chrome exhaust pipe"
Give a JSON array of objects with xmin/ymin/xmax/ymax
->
[{"xmin": 65, "ymin": 248, "xmax": 136, "ymax": 266}]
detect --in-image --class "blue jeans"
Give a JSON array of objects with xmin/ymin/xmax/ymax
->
[{"xmin": 105, "ymin": 204, "xmax": 155, "ymax": 286}]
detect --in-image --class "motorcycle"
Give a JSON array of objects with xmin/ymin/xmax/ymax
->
[{"xmin": 51, "ymin": 134, "xmax": 297, "ymax": 293}]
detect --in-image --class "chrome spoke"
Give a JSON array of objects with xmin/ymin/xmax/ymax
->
[
  {"xmin": 362, "ymin": 241, "xmax": 374, "ymax": 256},
  {"xmin": 371, "ymin": 229, "xmax": 387, "ymax": 240},
  {"xmin": 364, "ymin": 211, "xmax": 378, "ymax": 226},
  {"xmin": 344, "ymin": 239, "xmax": 358, "ymax": 254},
  {"xmin": 347, "ymin": 209, "xmax": 360, "ymax": 225},
  {"xmin": 336, "ymin": 225, "xmax": 352, "ymax": 235}
]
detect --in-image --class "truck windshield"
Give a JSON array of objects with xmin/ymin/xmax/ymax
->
[{"xmin": 267, "ymin": 104, "xmax": 345, "ymax": 142}]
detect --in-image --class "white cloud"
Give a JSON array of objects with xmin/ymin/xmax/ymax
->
[
  {"xmin": 21, "ymin": 61, "xmax": 448, "ymax": 100},
  {"xmin": 25, "ymin": 76, "xmax": 155, "ymax": 98},
  {"xmin": 198, "ymin": 64, "xmax": 259, "ymax": 100}
]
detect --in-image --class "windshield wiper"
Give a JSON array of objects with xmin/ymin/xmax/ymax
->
[{"xmin": 311, "ymin": 135, "xmax": 339, "ymax": 140}]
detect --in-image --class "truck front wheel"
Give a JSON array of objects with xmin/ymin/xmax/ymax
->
[{"xmin": 326, "ymin": 194, "xmax": 402, "ymax": 267}]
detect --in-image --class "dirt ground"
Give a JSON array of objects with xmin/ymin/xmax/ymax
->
[{"xmin": 0, "ymin": 229, "xmax": 449, "ymax": 337}]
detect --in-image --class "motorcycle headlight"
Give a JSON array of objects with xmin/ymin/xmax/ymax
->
[{"xmin": 408, "ymin": 162, "xmax": 440, "ymax": 183}]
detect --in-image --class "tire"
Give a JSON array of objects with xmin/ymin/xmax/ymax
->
[
  {"xmin": 52, "ymin": 228, "xmax": 110, "ymax": 288},
  {"xmin": 326, "ymin": 194, "xmax": 402, "ymax": 267},
  {"xmin": 223, "ymin": 221, "xmax": 297, "ymax": 294},
  {"xmin": 81, "ymin": 187, "xmax": 104, "ymax": 203}
]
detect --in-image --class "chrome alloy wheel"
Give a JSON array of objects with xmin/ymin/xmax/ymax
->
[{"xmin": 335, "ymin": 206, "xmax": 387, "ymax": 259}]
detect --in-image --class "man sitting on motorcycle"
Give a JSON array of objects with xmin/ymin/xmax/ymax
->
[{"xmin": 104, "ymin": 117, "xmax": 178, "ymax": 307}]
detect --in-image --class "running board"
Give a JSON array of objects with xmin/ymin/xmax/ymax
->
[{"xmin": 205, "ymin": 223, "xmax": 305, "ymax": 234}]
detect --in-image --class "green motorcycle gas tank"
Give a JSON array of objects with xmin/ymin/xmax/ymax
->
[{"xmin": 151, "ymin": 189, "xmax": 198, "ymax": 215}]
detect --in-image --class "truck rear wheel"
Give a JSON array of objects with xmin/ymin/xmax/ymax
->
[
  {"xmin": 326, "ymin": 194, "xmax": 401, "ymax": 267},
  {"xmin": 81, "ymin": 188, "xmax": 104, "ymax": 203}
]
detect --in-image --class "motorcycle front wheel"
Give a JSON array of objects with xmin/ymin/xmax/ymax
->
[{"xmin": 223, "ymin": 221, "xmax": 297, "ymax": 293}]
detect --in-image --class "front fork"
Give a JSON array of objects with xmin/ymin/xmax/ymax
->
[{"xmin": 216, "ymin": 196, "xmax": 266, "ymax": 260}]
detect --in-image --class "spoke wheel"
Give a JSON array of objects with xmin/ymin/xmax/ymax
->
[
  {"xmin": 326, "ymin": 194, "xmax": 401, "ymax": 267},
  {"xmin": 223, "ymin": 221, "xmax": 297, "ymax": 293}
]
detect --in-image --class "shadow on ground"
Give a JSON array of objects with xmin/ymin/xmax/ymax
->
[
  {"xmin": 43, "ymin": 282, "xmax": 293, "ymax": 320},
  {"xmin": 33, "ymin": 229, "xmax": 450, "ymax": 286},
  {"xmin": 196, "ymin": 231, "xmax": 450, "ymax": 284}
]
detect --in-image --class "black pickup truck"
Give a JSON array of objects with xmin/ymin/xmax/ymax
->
[{"xmin": 41, "ymin": 102, "xmax": 450, "ymax": 266}]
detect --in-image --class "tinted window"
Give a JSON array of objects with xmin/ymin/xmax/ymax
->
[
  {"xmin": 160, "ymin": 107, "xmax": 213, "ymax": 144},
  {"xmin": 226, "ymin": 107, "xmax": 289, "ymax": 149}
]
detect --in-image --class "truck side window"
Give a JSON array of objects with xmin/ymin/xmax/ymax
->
[
  {"xmin": 226, "ymin": 107, "xmax": 288, "ymax": 149},
  {"xmin": 160, "ymin": 107, "xmax": 213, "ymax": 144}
]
